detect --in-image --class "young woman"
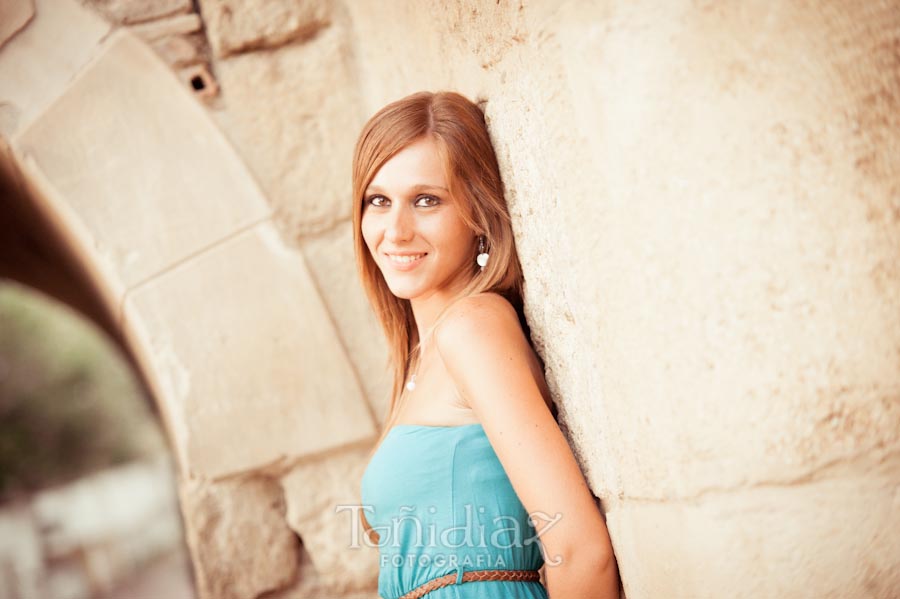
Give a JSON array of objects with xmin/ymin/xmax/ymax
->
[{"xmin": 356, "ymin": 91, "xmax": 619, "ymax": 599}]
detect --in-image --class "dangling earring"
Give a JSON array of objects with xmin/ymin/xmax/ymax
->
[{"xmin": 476, "ymin": 235, "xmax": 490, "ymax": 270}]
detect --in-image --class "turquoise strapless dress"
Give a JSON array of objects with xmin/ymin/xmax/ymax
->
[{"xmin": 361, "ymin": 423, "xmax": 548, "ymax": 599}]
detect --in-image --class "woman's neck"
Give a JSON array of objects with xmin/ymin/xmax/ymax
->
[{"xmin": 410, "ymin": 285, "xmax": 474, "ymax": 347}]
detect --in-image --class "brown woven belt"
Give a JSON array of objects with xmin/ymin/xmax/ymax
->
[{"xmin": 397, "ymin": 568, "xmax": 542, "ymax": 599}]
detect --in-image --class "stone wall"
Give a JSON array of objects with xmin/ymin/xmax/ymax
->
[{"xmin": 1, "ymin": 0, "xmax": 898, "ymax": 597}]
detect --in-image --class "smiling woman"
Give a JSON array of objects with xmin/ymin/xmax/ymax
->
[
  {"xmin": 361, "ymin": 136, "xmax": 474, "ymax": 303},
  {"xmin": 352, "ymin": 91, "xmax": 619, "ymax": 599}
]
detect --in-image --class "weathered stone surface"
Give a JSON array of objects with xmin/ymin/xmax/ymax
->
[
  {"xmin": 180, "ymin": 475, "xmax": 300, "ymax": 599},
  {"xmin": 609, "ymin": 451, "xmax": 900, "ymax": 597},
  {"xmin": 0, "ymin": 0, "xmax": 34, "ymax": 49},
  {"xmin": 486, "ymin": 0, "xmax": 900, "ymax": 498},
  {"xmin": 342, "ymin": 0, "xmax": 525, "ymax": 113},
  {"xmin": 128, "ymin": 12, "xmax": 201, "ymax": 42},
  {"xmin": 123, "ymin": 221, "xmax": 375, "ymax": 478},
  {"xmin": 198, "ymin": 0, "xmax": 331, "ymax": 58},
  {"xmin": 212, "ymin": 22, "xmax": 363, "ymax": 236},
  {"xmin": 280, "ymin": 445, "xmax": 379, "ymax": 593},
  {"xmin": 149, "ymin": 34, "xmax": 203, "ymax": 67},
  {"xmin": 300, "ymin": 221, "xmax": 390, "ymax": 421},
  {"xmin": 13, "ymin": 30, "xmax": 269, "ymax": 297},
  {"xmin": 0, "ymin": 0, "xmax": 109, "ymax": 138},
  {"xmin": 79, "ymin": 0, "xmax": 191, "ymax": 25}
]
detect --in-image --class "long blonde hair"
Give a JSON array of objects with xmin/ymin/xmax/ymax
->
[{"xmin": 352, "ymin": 91, "xmax": 528, "ymax": 541}]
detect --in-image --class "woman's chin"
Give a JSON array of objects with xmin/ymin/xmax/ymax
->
[{"xmin": 384, "ymin": 280, "xmax": 423, "ymax": 300}]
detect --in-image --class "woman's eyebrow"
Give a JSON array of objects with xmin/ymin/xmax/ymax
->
[{"xmin": 365, "ymin": 183, "xmax": 449, "ymax": 194}]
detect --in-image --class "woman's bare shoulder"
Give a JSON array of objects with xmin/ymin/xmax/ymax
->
[
  {"xmin": 434, "ymin": 291, "xmax": 526, "ymax": 362},
  {"xmin": 437, "ymin": 291, "xmax": 556, "ymax": 415},
  {"xmin": 442, "ymin": 291, "xmax": 518, "ymax": 327}
]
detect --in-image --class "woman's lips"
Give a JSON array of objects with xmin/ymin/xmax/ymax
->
[{"xmin": 385, "ymin": 252, "xmax": 427, "ymax": 271}]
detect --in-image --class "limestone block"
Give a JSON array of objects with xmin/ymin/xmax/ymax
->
[
  {"xmin": 180, "ymin": 475, "xmax": 300, "ymax": 599},
  {"xmin": 0, "ymin": 0, "xmax": 33, "ymax": 49},
  {"xmin": 13, "ymin": 31, "xmax": 270, "ymax": 300},
  {"xmin": 280, "ymin": 445, "xmax": 379, "ymax": 593},
  {"xmin": 300, "ymin": 221, "xmax": 391, "ymax": 421},
  {"xmin": 0, "ymin": 0, "xmax": 109, "ymax": 137},
  {"xmin": 149, "ymin": 34, "xmax": 203, "ymax": 67},
  {"xmin": 79, "ymin": 0, "xmax": 191, "ymax": 25},
  {"xmin": 609, "ymin": 452, "xmax": 900, "ymax": 598},
  {"xmin": 198, "ymin": 0, "xmax": 331, "ymax": 58},
  {"xmin": 212, "ymin": 23, "xmax": 363, "ymax": 236},
  {"xmin": 123, "ymin": 221, "xmax": 375, "ymax": 478},
  {"xmin": 128, "ymin": 12, "xmax": 201, "ymax": 42},
  {"xmin": 340, "ymin": 1, "xmax": 523, "ymax": 114}
]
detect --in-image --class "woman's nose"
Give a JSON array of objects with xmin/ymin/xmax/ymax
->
[{"xmin": 385, "ymin": 204, "xmax": 414, "ymax": 242}]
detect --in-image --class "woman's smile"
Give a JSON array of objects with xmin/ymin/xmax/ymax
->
[{"xmin": 385, "ymin": 252, "xmax": 428, "ymax": 270}]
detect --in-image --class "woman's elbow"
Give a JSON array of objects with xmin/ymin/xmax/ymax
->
[
  {"xmin": 595, "ymin": 542, "xmax": 617, "ymax": 573},
  {"xmin": 555, "ymin": 538, "xmax": 616, "ymax": 573},
  {"xmin": 543, "ymin": 543, "xmax": 620, "ymax": 599},
  {"xmin": 592, "ymin": 544, "xmax": 620, "ymax": 599},
  {"xmin": 581, "ymin": 542, "xmax": 618, "ymax": 583}
]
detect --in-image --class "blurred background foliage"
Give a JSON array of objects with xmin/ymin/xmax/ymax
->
[{"xmin": 0, "ymin": 278, "xmax": 166, "ymax": 502}]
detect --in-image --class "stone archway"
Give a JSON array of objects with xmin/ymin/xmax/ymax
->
[{"xmin": 0, "ymin": 3, "xmax": 383, "ymax": 596}]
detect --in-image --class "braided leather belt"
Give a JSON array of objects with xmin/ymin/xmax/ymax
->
[{"xmin": 398, "ymin": 568, "xmax": 542, "ymax": 599}]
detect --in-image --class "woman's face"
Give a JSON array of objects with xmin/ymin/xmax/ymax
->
[{"xmin": 361, "ymin": 136, "xmax": 475, "ymax": 302}]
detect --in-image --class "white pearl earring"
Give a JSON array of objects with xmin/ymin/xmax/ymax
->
[{"xmin": 477, "ymin": 235, "xmax": 489, "ymax": 270}]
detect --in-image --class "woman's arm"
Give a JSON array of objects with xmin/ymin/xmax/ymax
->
[{"xmin": 434, "ymin": 292, "xmax": 620, "ymax": 599}]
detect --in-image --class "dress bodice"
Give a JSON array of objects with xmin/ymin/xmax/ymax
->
[{"xmin": 361, "ymin": 423, "xmax": 548, "ymax": 599}]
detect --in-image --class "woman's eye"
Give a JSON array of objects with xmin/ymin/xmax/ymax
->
[
  {"xmin": 367, "ymin": 195, "xmax": 388, "ymax": 207},
  {"xmin": 416, "ymin": 195, "xmax": 440, "ymax": 207}
]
